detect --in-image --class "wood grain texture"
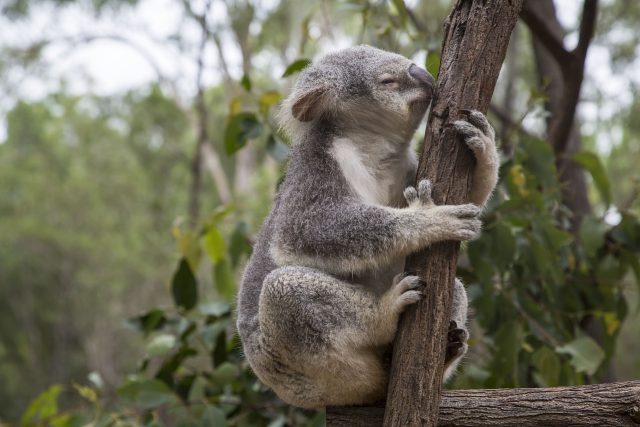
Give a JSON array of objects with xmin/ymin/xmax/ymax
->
[
  {"xmin": 381, "ymin": 1, "xmax": 523, "ymax": 425},
  {"xmin": 327, "ymin": 380, "xmax": 640, "ymax": 426}
]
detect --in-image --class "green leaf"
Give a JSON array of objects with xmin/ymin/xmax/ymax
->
[
  {"xmin": 282, "ymin": 58, "xmax": 311, "ymax": 77},
  {"xmin": 155, "ymin": 346, "xmax": 198, "ymax": 386},
  {"xmin": 206, "ymin": 203, "xmax": 236, "ymax": 226},
  {"xmin": 171, "ymin": 258, "xmax": 198, "ymax": 311},
  {"xmin": 229, "ymin": 222, "xmax": 252, "ymax": 267},
  {"xmin": 203, "ymin": 227, "xmax": 225, "ymax": 264},
  {"xmin": 224, "ymin": 112, "xmax": 262, "ymax": 155},
  {"xmin": 259, "ymin": 91, "xmax": 282, "ymax": 115},
  {"xmin": 202, "ymin": 407, "xmax": 228, "ymax": 427},
  {"xmin": 126, "ymin": 308, "xmax": 166, "ymax": 337},
  {"xmin": 556, "ymin": 336, "xmax": 605, "ymax": 375},
  {"xmin": 579, "ymin": 216, "xmax": 606, "ymax": 259},
  {"xmin": 490, "ymin": 223, "xmax": 516, "ymax": 270},
  {"xmin": 210, "ymin": 362, "xmax": 239, "ymax": 386},
  {"xmin": 117, "ymin": 378, "xmax": 175, "ymax": 409},
  {"xmin": 240, "ymin": 74, "xmax": 252, "ymax": 91},
  {"xmin": 213, "ymin": 259, "xmax": 235, "ymax": 302},
  {"xmin": 147, "ymin": 334, "xmax": 176, "ymax": 357},
  {"xmin": 491, "ymin": 321, "xmax": 525, "ymax": 386},
  {"xmin": 425, "ymin": 50, "xmax": 440, "ymax": 79},
  {"xmin": 21, "ymin": 385, "xmax": 62, "ymax": 427},
  {"xmin": 531, "ymin": 346, "xmax": 561, "ymax": 387},
  {"xmin": 573, "ymin": 150, "xmax": 611, "ymax": 206},
  {"xmin": 266, "ymin": 134, "xmax": 290, "ymax": 162},
  {"xmin": 212, "ymin": 330, "xmax": 228, "ymax": 367},
  {"xmin": 201, "ymin": 320, "xmax": 228, "ymax": 349},
  {"xmin": 199, "ymin": 302, "xmax": 231, "ymax": 317}
]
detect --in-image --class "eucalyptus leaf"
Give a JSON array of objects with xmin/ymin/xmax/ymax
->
[
  {"xmin": 117, "ymin": 379, "xmax": 175, "ymax": 409},
  {"xmin": 214, "ymin": 259, "xmax": 235, "ymax": 302},
  {"xmin": 574, "ymin": 150, "xmax": 611, "ymax": 206},
  {"xmin": 203, "ymin": 227, "xmax": 225, "ymax": 264},
  {"xmin": 282, "ymin": 59, "xmax": 311, "ymax": 77},
  {"xmin": 224, "ymin": 112, "xmax": 262, "ymax": 155},
  {"xmin": 556, "ymin": 336, "xmax": 605, "ymax": 375},
  {"xmin": 171, "ymin": 258, "xmax": 198, "ymax": 311},
  {"xmin": 147, "ymin": 334, "xmax": 176, "ymax": 357}
]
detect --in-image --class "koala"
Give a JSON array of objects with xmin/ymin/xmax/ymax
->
[{"xmin": 236, "ymin": 45, "xmax": 499, "ymax": 409}]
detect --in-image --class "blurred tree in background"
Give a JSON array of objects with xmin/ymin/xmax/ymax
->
[{"xmin": 0, "ymin": 0, "xmax": 639, "ymax": 425}]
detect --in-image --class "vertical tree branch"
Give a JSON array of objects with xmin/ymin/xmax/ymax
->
[
  {"xmin": 188, "ymin": 0, "xmax": 213, "ymax": 225},
  {"xmin": 521, "ymin": 0, "xmax": 599, "ymax": 158},
  {"xmin": 382, "ymin": 1, "xmax": 523, "ymax": 425}
]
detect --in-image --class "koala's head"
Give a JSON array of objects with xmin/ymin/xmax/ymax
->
[{"xmin": 279, "ymin": 45, "xmax": 435, "ymax": 143}]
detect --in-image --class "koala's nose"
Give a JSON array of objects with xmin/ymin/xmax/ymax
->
[{"xmin": 409, "ymin": 64, "xmax": 435, "ymax": 87}]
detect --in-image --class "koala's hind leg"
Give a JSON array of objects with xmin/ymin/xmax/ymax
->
[{"xmin": 254, "ymin": 266, "xmax": 422, "ymax": 408}]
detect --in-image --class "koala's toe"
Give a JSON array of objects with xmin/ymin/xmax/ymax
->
[
  {"xmin": 395, "ymin": 275, "xmax": 425, "ymax": 292},
  {"xmin": 403, "ymin": 186, "xmax": 418, "ymax": 205},
  {"xmin": 452, "ymin": 120, "xmax": 479, "ymax": 137},
  {"xmin": 453, "ymin": 204, "xmax": 481, "ymax": 218},
  {"xmin": 417, "ymin": 179, "xmax": 433, "ymax": 204}
]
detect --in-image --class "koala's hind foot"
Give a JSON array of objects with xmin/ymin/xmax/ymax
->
[
  {"xmin": 250, "ymin": 266, "xmax": 422, "ymax": 408},
  {"xmin": 444, "ymin": 278, "xmax": 469, "ymax": 380}
]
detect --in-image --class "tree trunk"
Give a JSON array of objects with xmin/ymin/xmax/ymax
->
[
  {"xmin": 380, "ymin": 1, "xmax": 523, "ymax": 426},
  {"xmin": 328, "ymin": 380, "xmax": 640, "ymax": 426}
]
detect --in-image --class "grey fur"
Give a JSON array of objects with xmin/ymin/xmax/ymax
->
[{"xmin": 237, "ymin": 45, "xmax": 499, "ymax": 409}]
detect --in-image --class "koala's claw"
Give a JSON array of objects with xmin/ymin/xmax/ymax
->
[
  {"xmin": 448, "ymin": 327, "xmax": 468, "ymax": 343},
  {"xmin": 445, "ymin": 341, "xmax": 466, "ymax": 365}
]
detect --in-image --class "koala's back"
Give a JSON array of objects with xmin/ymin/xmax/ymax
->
[{"xmin": 236, "ymin": 124, "xmax": 351, "ymax": 348}]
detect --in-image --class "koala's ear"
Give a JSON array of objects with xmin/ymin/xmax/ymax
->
[{"xmin": 291, "ymin": 85, "xmax": 331, "ymax": 122}]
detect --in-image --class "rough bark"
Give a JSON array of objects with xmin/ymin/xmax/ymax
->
[
  {"xmin": 327, "ymin": 380, "xmax": 640, "ymax": 426},
  {"xmin": 380, "ymin": 1, "xmax": 522, "ymax": 426}
]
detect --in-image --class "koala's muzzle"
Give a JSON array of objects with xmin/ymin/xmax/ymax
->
[{"xmin": 409, "ymin": 64, "xmax": 435, "ymax": 88}]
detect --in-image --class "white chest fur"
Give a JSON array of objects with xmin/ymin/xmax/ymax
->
[{"xmin": 330, "ymin": 136, "xmax": 415, "ymax": 207}]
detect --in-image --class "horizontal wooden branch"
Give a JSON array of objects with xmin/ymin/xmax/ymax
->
[{"xmin": 327, "ymin": 380, "xmax": 640, "ymax": 426}]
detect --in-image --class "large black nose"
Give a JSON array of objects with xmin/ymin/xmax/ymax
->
[{"xmin": 409, "ymin": 64, "xmax": 435, "ymax": 87}]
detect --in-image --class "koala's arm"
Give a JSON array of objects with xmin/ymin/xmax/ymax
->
[
  {"xmin": 271, "ymin": 180, "xmax": 480, "ymax": 275},
  {"xmin": 454, "ymin": 111, "xmax": 500, "ymax": 208}
]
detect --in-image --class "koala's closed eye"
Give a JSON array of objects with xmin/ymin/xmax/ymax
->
[{"xmin": 378, "ymin": 74, "xmax": 399, "ymax": 88}]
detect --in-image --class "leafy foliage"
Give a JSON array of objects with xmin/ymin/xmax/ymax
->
[{"xmin": 457, "ymin": 135, "xmax": 640, "ymax": 389}]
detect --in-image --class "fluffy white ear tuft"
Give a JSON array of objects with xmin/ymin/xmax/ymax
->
[{"xmin": 291, "ymin": 86, "xmax": 331, "ymax": 122}]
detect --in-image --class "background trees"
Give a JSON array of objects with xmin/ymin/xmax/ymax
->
[{"xmin": 0, "ymin": 0, "xmax": 639, "ymax": 425}]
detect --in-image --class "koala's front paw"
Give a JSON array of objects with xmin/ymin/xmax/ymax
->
[
  {"xmin": 406, "ymin": 179, "xmax": 481, "ymax": 242},
  {"xmin": 453, "ymin": 110, "xmax": 496, "ymax": 156},
  {"xmin": 445, "ymin": 320, "xmax": 469, "ymax": 367},
  {"xmin": 387, "ymin": 272, "xmax": 425, "ymax": 313}
]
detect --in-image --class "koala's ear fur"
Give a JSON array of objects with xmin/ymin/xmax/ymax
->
[{"xmin": 291, "ymin": 85, "xmax": 332, "ymax": 122}]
